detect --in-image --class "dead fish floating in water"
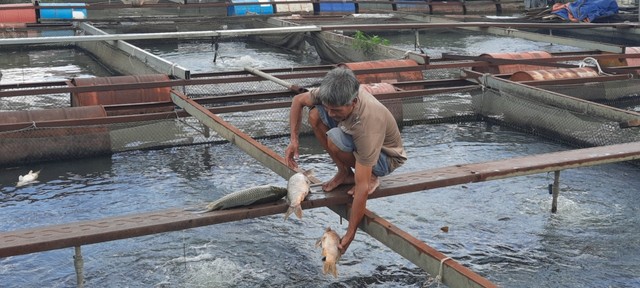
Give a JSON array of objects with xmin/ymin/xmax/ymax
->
[
  {"xmin": 284, "ymin": 169, "xmax": 313, "ymax": 221},
  {"xmin": 16, "ymin": 170, "xmax": 41, "ymax": 187},
  {"xmin": 193, "ymin": 184, "xmax": 288, "ymax": 213},
  {"xmin": 315, "ymin": 227, "xmax": 342, "ymax": 278}
]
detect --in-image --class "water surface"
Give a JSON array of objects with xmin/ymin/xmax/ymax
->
[{"xmin": 2, "ymin": 28, "xmax": 638, "ymax": 288}]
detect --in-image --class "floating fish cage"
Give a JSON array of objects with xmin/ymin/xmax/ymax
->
[
  {"xmin": 0, "ymin": 14, "xmax": 640, "ymax": 168},
  {"xmin": 2, "ymin": 50, "xmax": 640, "ymax": 166},
  {"xmin": 3, "ymin": 11, "xmax": 640, "ymax": 288}
]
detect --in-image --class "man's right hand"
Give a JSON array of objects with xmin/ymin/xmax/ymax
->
[{"xmin": 285, "ymin": 142, "xmax": 299, "ymax": 169}]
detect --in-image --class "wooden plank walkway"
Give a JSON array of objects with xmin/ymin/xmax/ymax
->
[{"xmin": 2, "ymin": 141, "xmax": 639, "ymax": 258}]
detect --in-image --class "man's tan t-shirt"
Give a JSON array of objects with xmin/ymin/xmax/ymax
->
[{"xmin": 311, "ymin": 84, "xmax": 407, "ymax": 171}]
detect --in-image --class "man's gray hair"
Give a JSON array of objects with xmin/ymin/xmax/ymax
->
[{"xmin": 316, "ymin": 67, "xmax": 360, "ymax": 106}]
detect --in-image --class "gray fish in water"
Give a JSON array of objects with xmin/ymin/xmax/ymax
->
[
  {"xmin": 195, "ymin": 185, "xmax": 288, "ymax": 213},
  {"xmin": 284, "ymin": 170, "xmax": 313, "ymax": 221}
]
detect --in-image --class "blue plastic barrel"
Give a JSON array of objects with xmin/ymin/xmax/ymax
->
[
  {"xmin": 39, "ymin": 3, "xmax": 87, "ymax": 20},
  {"xmin": 317, "ymin": 1, "xmax": 356, "ymax": 14},
  {"xmin": 227, "ymin": 0, "xmax": 274, "ymax": 16},
  {"xmin": 396, "ymin": 0, "xmax": 428, "ymax": 12}
]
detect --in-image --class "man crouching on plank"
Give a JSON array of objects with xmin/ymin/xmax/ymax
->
[{"xmin": 285, "ymin": 67, "xmax": 407, "ymax": 254}]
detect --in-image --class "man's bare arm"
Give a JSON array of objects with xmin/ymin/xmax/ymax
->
[
  {"xmin": 339, "ymin": 162, "xmax": 373, "ymax": 254},
  {"xmin": 286, "ymin": 92, "xmax": 314, "ymax": 168}
]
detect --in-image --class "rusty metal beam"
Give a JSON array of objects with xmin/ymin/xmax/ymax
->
[
  {"xmin": 5, "ymin": 52, "xmax": 639, "ymax": 98},
  {"xmin": 0, "ymin": 85, "xmax": 477, "ymax": 132},
  {"xmin": 0, "ymin": 66, "xmax": 466, "ymax": 99}
]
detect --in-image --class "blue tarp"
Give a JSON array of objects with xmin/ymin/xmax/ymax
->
[{"xmin": 552, "ymin": 0, "xmax": 619, "ymax": 22}]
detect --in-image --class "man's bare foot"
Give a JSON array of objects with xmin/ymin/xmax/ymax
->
[
  {"xmin": 347, "ymin": 176, "xmax": 380, "ymax": 196},
  {"xmin": 322, "ymin": 170, "xmax": 354, "ymax": 192}
]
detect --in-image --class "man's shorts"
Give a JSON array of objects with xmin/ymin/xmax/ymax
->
[{"xmin": 315, "ymin": 105, "xmax": 391, "ymax": 177}]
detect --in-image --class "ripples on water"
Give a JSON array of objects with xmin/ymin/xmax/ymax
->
[
  {"xmin": 142, "ymin": 41, "xmax": 321, "ymax": 73},
  {"xmin": 2, "ymin": 122, "xmax": 640, "ymax": 287},
  {"xmin": 0, "ymin": 48, "xmax": 112, "ymax": 85},
  {"xmin": 368, "ymin": 29, "xmax": 584, "ymax": 59}
]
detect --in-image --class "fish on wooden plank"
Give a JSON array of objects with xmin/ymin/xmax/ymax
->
[
  {"xmin": 192, "ymin": 185, "xmax": 288, "ymax": 213},
  {"xmin": 284, "ymin": 169, "xmax": 313, "ymax": 221}
]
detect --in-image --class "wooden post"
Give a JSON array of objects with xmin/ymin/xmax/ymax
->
[
  {"xmin": 74, "ymin": 246, "xmax": 84, "ymax": 288},
  {"xmin": 551, "ymin": 170, "xmax": 560, "ymax": 213}
]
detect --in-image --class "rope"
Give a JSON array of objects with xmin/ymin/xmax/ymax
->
[
  {"xmin": 578, "ymin": 57, "xmax": 613, "ymax": 76},
  {"xmin": 0, "ymin": 121, "xmax": 41, "ymax": 136},
  {"xmin": 434, "ymin": 257, "xmax": 451, "ymax": 287}
]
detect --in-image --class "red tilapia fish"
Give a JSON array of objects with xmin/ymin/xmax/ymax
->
[
  {"xmin": 315, "ymin": 227, "xmax": 342, "ymax": 278},
  {"xmin": 283, "ymin": 169, "xmax": 313, "ymax": 220}
]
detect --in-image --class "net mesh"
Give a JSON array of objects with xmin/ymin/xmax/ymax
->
[
  {"xmin": 2, "ymin": 69, "xmax": 640, "ymax": 166},
  {"xmin": 473, "ymin": 78, "xmax": 640, "ymax": 148}
]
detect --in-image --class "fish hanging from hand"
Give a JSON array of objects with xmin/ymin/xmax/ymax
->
[{"xmin": 316, "ymin": 227, "xmax": 342, "ymax": 278}]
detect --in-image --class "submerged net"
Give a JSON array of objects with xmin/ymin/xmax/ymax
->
[{"xmin": 473, "ymin": 78, "xmax": 640, "ymax": 147}]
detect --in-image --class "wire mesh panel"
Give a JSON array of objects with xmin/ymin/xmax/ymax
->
[
  {"xmin": 424, "ymin": 61, "xmax": 472, "ymax": 80},
  {"xmin": 3, "ymin": 66, "xmax": 640, "ymax": 167},
  {"xmin": 109, "ymin": 118, "xmax": 223, "ymax": 152},
  {"xmin": 0, "ymin": 86, "xmax": 70, "ymax": 111},
  {"xmin": 0, "ymin": 124, "xmax": 111, "ymax": 166},
  {"xmin": 402, "ymin": 87, "xmax": 480, "ymax": 125},
  {"xmin": 473, "ymin": 84, "xmax": 640, "ymax": 147},
  {"xmin": 536, "ymin": 78, "xmax": 640, "ymax": 102}
]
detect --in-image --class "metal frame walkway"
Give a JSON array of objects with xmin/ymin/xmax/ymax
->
[
  {"xmin": 2, "ymin": 88, "xmax": 640, "ymax": 287},
  {"xmin": 3, "ymin": 141, "xmax": 640, "ymax": 259},
  {"xmin": 3, "ymin": 86, "xmax": 640, "ymax": 286},
  {"xmin": 2, "ymin": 9, "xmax": 640, "ymax": 287}
]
